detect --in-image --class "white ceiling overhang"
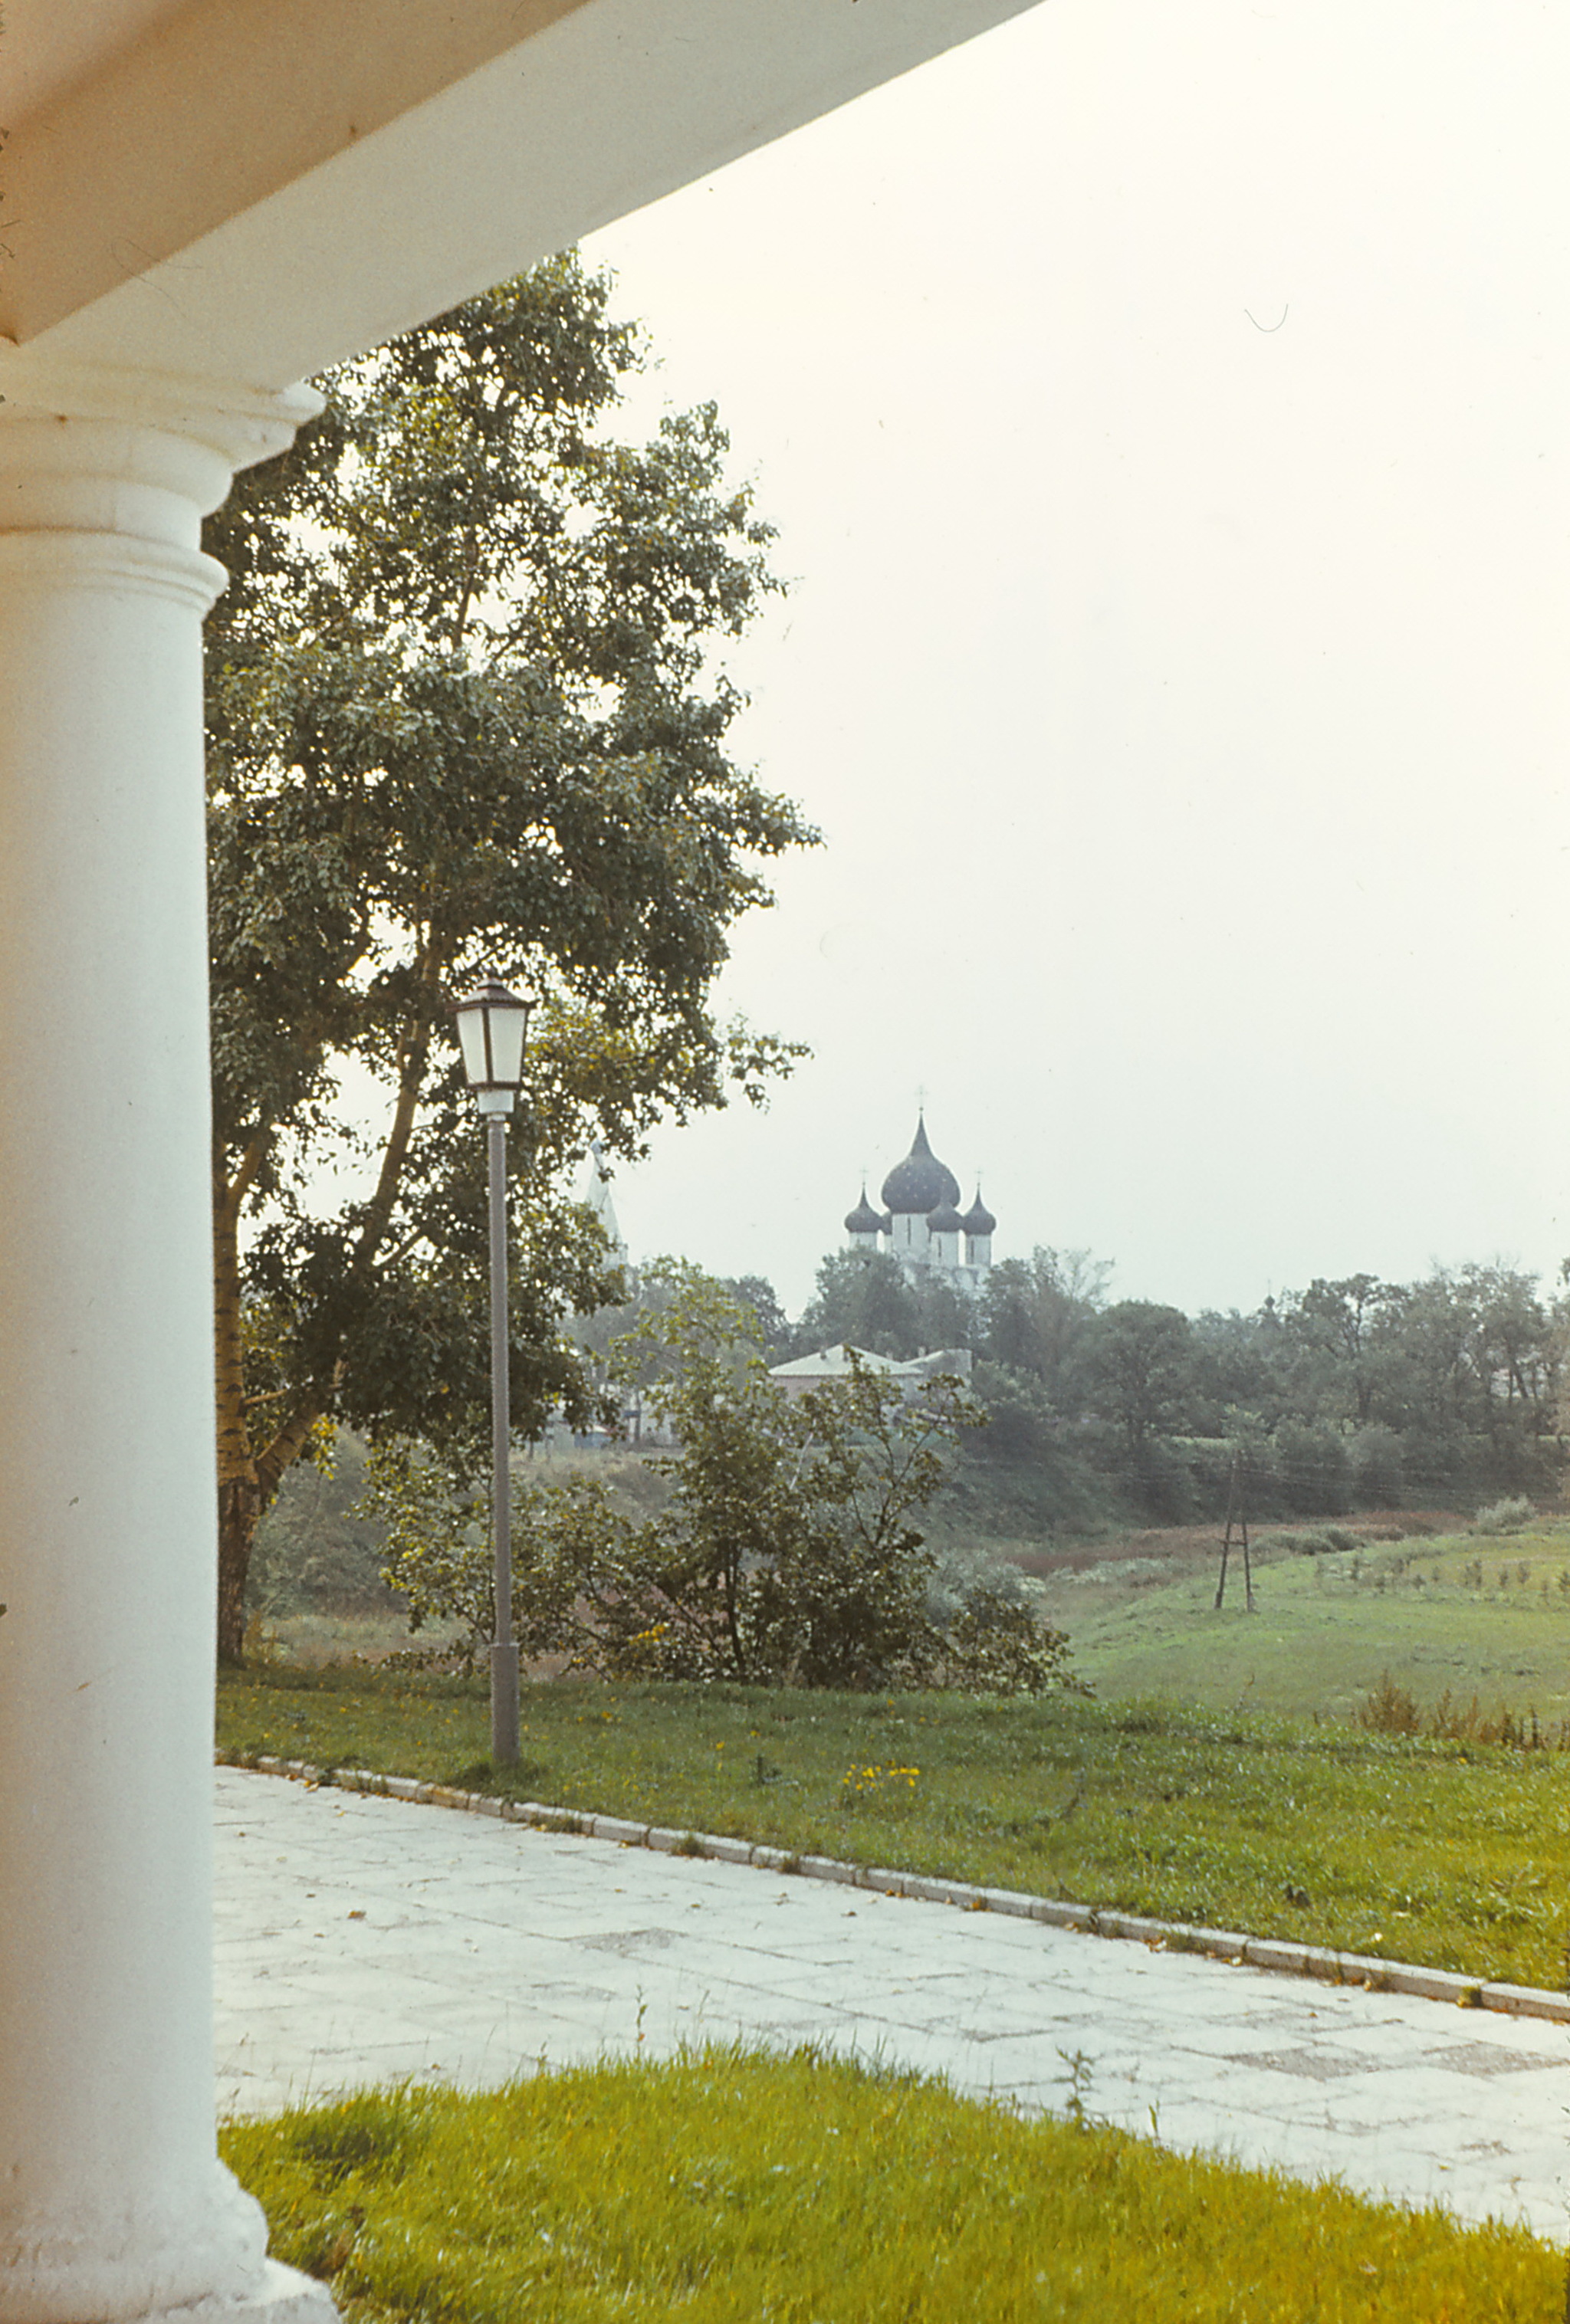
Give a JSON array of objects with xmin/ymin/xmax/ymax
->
[{"xmin": 0, "ymin": 0, "xmax": 1038, "ymax": 389}]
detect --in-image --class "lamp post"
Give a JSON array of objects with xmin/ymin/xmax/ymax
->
[{"xmin": 452, "ymin": 975, "xmax": 533, "ymax": 1768}]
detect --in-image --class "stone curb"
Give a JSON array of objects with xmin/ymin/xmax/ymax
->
[{"xmin": 222, "ymin": 1752, "xmax": 1570, "ymax": 2025}]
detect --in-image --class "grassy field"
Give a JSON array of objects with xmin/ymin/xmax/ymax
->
[
  {"xmin": 218, "ymin": 1658, "xmax": 1570, "ymax": 1991},
  {"xmin": 225, "ymin": 1516, "xmax": 1570, "ymax": 2315},
  {"xmin": 221, "ymin": 2046, "xmax": 1559, "ymax": 2323},
  {"xmin": 1033, "ymin": 1518, "xmax": 1570, "ymax": 1724}
]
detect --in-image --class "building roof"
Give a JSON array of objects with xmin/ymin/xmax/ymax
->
[
  {"xmin": 962, "ymin": 1188, "xmax": 997, "ymax": 1236},
  {"xmin": 768, "ymin": 1343, "xmax": 898, "ymax": 1381},
  {"xmin": 768, "ymin": 1343, "xmax": 972, "ymax": 1385},
  {"xmin": 879, "ymin": 1113, "xmax": 961, "ymax": 1216},
  {"xmin": 843, "ymin": 1186, "xmax": 885, "ymax": 1236}
]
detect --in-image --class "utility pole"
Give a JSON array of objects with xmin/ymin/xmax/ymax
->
[{"xmin": 1214, "ymin": 1451, "xmax": 1254, "ymax": 1611}]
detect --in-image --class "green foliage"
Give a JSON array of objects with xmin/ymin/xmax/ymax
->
[
  {"xmin": 358, "ymin": 1441, "xmax": 635, "ymax": 1675},
  {"xmin": 367, "ymin": 1267, "xmax": 1078, "ymax": 1694},
  {"xmin": 221, "ymin": 2047, "xmax": 1559, "ymax": 2322},
  {"xmin": 1348, "ymin": 1423, "xmax": 1405, "ymax": 1508},
  {"xmin": 1251, "ymin": 1526, "xmax": 1358, "ymax": 1558},
  {"xmin": 774, "ymin": 1248, "xmax": 1564, "ymax": 1537},
  {"xmin": 1473, "ymin": 1495, "xmax": 1536, "ymax": 1535},
  {"xmin": 1272, "ymin": 1419, "xmax": 1354, "ymax": 1515},
  {"xmin": 248, "ymin": 1433, "xmax": 392, "ymax": 1617},
  {"xmin": 978, "ymin": 1248, "xmax": 1112, "ymax": 1403},
  {"xmin": 206, "ymin": 255, "xmax": 812, "ymax": 1643},
  {"xmin": 355, "ymin": 1439, "xmax": 496, "ymax": 1666},
  {"xmin": 946, "ymin": 1361, "xmax": 1114, "ymax": 1538},
  {"xmin": 790, "ymin": 1249, "xmax": 925, "ymax": 1360},
  {"xmin": 1082, "ymin": 1302, "xmax": 1196, "ymax": 1453}
]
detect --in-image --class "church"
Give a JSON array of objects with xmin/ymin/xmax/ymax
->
[{"xmin": 843, "ymin": 1114, "xmax": 996, "ymax": 1295}]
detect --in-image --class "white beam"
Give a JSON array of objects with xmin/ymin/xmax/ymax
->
[{"xmin": 6, "ymin": 0, "xmax": 1039, "ymax": 387}]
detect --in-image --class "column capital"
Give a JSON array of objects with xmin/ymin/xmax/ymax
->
[
  {"xmin": 0, "ymin": 342, "xmax": 323, "ymax": 472},
  {"xmin": 0, "ymin": 347, "xmax": 323, "ymax": 601}
]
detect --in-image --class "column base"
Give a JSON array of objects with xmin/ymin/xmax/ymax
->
[{"xmin": 132, "ymin": 2261, "xmax": 338, "ymax": 2322}]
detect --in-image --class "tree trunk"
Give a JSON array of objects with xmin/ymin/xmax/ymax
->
[
  {"xmin": 216, "ymin": 1474, "xmax": 261, "ymax": 1666},
  {"xmin": 213, "ymin": 1173, "xmax": 259, "ymax": 1666}
]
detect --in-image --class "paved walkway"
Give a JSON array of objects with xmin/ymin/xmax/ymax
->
[{"xmin": 215, "ymin": 1769, "xmax": 1569, "ymax": 2240}]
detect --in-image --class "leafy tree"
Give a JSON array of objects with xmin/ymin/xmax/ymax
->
[
  {"xmin": 246, "ymin": 1432, "xmax": 392, "ymax": 1620},
  {"xmin": 1186, "ymin": 1307, "xmax": 1286, "ymax": 1434},
  {"xmin": 718, "ymin": 1275, "xmax": 793, "ymax": 1358},
  {"xmin": 207, "ymin": 258, "xmax": 811, "ymax": 1661},
  {"xmin": 977, "ymin": 1248, "xmax": 1109, "ymax": 1409},
  {"xmin": 1277, "ymin": 1275, "xmax": 1401, "ymax": 1426},
  {"xmin": 1348, "ymin": 1423, "xmax": 1404, "ymax": 1508},
  {"xmin": 359, "ymin": 1439, "xmax": 622, "ymax": 1675},
  {"xmin": 1388, "ymin": 1265, "xmax": 1560, "ymax": 1494},
  {"xmin": 1082, "ymin": 1301, "xmax": 1196, "ymax": 1453},
  {"xmin": 1273, "ymin": 1419, "xmax": 1354, "ymax": 1516},
  {"xmin": 792, "ymin": 1251, "xmax": 925, "ymax": 1360}
]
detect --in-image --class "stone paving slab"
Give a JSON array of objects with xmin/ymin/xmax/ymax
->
[{"xmin": 214, "ymin": 1769, "xmax": 1570, "ymax": 2240}]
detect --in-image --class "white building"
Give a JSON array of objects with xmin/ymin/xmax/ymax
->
[
  {"xmin": 769, "ymin": 1342, "xmax": 974, "ymax": 1399},
  {"xmin": 844, "ymin": 1114, "xmax": 997, "ymax": 1295}
]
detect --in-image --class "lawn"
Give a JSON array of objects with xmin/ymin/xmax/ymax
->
[
  {"xmin": 220, "ymin": 2047, "xmax": 1560, "ymax": 2323},
  {"xmin": 217, "ymin": 1660, "xmax": 1570, "ymax": 1991},
  {"xmin": 1052, "ymin": 1521, "xmax": 1570, "ymax": 1724}
]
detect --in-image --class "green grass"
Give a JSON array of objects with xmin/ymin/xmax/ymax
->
[
  {"xmin": 1056, "ymin": 1522, "xmax": 1570, "ymax": 1723},
  {"xmin": 217, "ymin": 1663, "xmax": 1570, "ymax": 1991},
  {"xmin": 219, "ymin": 2046, "xmax": 1559, "ymax": 2322}
]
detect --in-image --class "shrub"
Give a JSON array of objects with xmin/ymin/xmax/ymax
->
[
  {"xmin": 366, "ymin": 1269, "xmax": 1084, "ymax": 1697},
  {"xmin": 1124, "ymin": 1439, "xmax": 1194, "ymax": 1525},
  {"xmin": 1358, "ymin": 1670, "xmax": 1421, "ymax": 1736},
  {"xmin": 1254, "ymin": 1528, "xmax": 1342, "ymax": 1558},
  {"xmin": 1473, "ymin": 1495, "xmax": 1535, "ymax": 1535},
  {"xmin": 1356, "ymin": 1674, "xmax": 1553, "ymax": 1751}
]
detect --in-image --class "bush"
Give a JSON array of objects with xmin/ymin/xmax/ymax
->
[
  {"xmin": 1358, "ymin": 1670, "xmax": 1422, "ymax": 1735},
  {"xmin": 1124, "ymin": 1439, "xmax": 1194, "ymax": 1525},
  {"xmin": 1253, "ymin": 1528, "xmax": 1351, "ymax": 1558},
  {"xmin": 1356, "ymin": 1670, "xmax": 1553, "ymax": 1751},
  {"xmin": 366, "ymin": 1269, "xmax": 1085, "ymax": 1698},
  {"xmin": 1473, "ymin": 1495, "xmax": 1535, "ymax": 1535}
]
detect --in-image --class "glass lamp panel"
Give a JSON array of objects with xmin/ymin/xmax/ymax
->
[
  {"xmin": 484, "ymin": 992, "xmax": 530, "ymax": 1088},
  {"xmin": 454, "ymin": 1000, "xmax": 494, "ymax": 1088}
]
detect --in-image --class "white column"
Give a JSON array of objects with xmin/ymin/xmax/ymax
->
[{"xmin": 0, "ymin": 353, "xmax": 335, "ymax": 2324}]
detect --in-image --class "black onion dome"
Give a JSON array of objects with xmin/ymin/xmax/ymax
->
[
  {"xmin": 880, "ymin": 1115, "xmax": 961, "ymax": 1215},
  {"xmin": 926, "ymin": 1200, "xmax": 964, "ymax": 1235},
  {"xmin": 962, "ymin": 1188, "xmax": 997, "ymax": 1236},
  {"xmin": 844, "ymin": 1187, "xmax": 885, "ymax": 1236}
]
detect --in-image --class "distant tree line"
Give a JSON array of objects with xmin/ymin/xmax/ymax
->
[{"xmin": 765, "ymin": 1249, "xmax": 1567, "ymax": 1528}]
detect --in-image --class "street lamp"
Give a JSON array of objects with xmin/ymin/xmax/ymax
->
[{"xmin": 452, "ymin": 974, "xmax": 534, "ymax": 1768}]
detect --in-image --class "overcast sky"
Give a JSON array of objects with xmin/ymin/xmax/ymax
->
[{"xmin": 576, "ymin": 0, "xmax": 1570, "ymax": 1323}]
